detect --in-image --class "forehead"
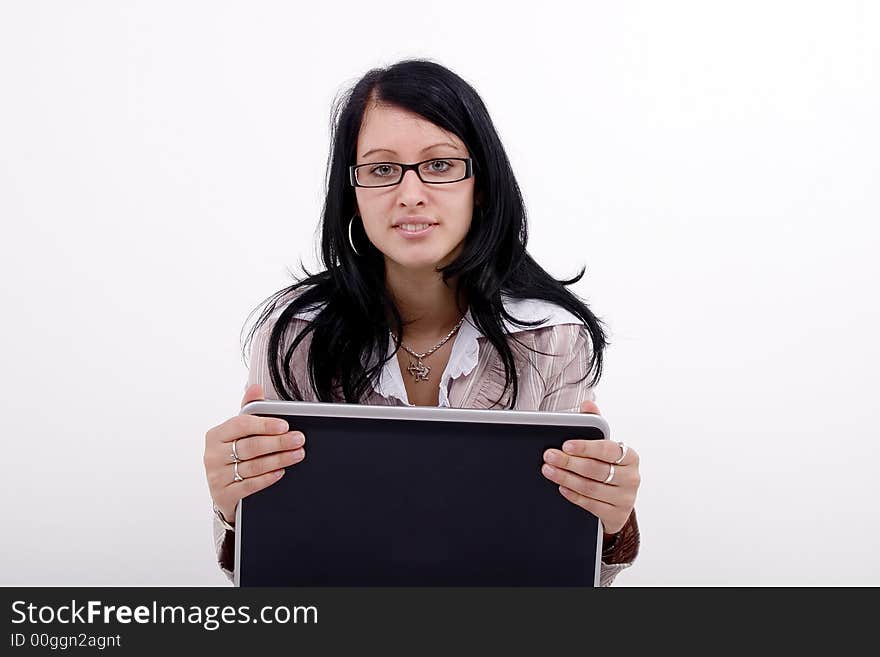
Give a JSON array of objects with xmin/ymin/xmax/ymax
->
[{"xmin": 356, "ymin": 102, "xmax": 466, "ymax": 158}]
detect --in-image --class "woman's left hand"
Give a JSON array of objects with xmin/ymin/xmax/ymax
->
[{"xmin": 541, "ymin": 400, "xmax": 640, "ymax": 535}]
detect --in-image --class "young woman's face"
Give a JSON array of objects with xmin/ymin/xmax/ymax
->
[{"xmin": 353, "ymin": 102, "xmax": 475, "ymax": 273}]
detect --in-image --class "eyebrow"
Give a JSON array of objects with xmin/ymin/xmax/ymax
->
[{"xmin": 360, "ymin": 142, "xmax": 462, "ymax": 159}]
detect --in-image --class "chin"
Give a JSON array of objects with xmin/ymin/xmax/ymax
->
[{"xmin": 383, "ymin": 248, "xmax": 456, "ymax": 271}]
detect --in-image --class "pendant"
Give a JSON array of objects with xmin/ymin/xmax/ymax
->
[{"xmin": 407, "ymin": 358, "xmax": 431, "ymax": 382}]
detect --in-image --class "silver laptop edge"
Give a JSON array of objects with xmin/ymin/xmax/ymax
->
[{"xmin": 240, "ymin": 400, "xmax": 611, "ymax": 435}]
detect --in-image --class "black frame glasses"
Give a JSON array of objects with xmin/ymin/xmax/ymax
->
[{"xmin": 349, "ymin": 157, "xmax": 474, "ymax": 188}]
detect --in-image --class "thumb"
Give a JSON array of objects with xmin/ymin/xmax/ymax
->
[
  {"xmin": 241, "ymin": 383, "xmax": 265, "ymax": 409},
  {"xmin": 579, "ymin": 400, "xmax": 601, "ymax": 415}
]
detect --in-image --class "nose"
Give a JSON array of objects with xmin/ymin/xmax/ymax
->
[{"xmin": 395, "ymin": 168, "xmax": 427, "ymax": 206}]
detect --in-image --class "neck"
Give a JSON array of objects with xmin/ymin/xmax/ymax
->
[{"xmin": 385, "ymin": 264, "xmax": 466, "ymax": 345}]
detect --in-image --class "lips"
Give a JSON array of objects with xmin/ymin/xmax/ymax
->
[
  {"xmin": 392, "ymin": 215, "xmax": 438, "ymax": 228},
  {"xmin": 394, "ymin": 223, "xmax": 437, "ymax": 239}
]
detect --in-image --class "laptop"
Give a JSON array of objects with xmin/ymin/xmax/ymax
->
[{"xmin": 235, "ymin": 400, "xmax": 610, "ymax": 586}]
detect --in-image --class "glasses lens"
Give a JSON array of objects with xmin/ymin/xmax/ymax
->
[
  {"xmin": 420, "ymin": 158, "xmax": 466, "ymax": 183},
  {"xmin": 356, "ymin": 163, "xmax": 403, "ymax": 187}
]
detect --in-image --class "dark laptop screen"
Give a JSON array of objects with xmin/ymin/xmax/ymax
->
[{"xmin": 238, "ymin": 411, "xmax": 604, "ymax": 586}]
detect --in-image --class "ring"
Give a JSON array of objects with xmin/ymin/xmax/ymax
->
[
  {"xmin": 613, "ymin": 441, "xmax": 627, "ymax": 465},
  {"xmin": 231, "ymin": 439, "xmax": 241, "ymax": 463},
  {"xmin": 603, "ymin": 463, "xmax": 615, "ymax": 484},
  {"xmin": 233, "ymin": 461, "xmax": 244, "ymax": 483}
]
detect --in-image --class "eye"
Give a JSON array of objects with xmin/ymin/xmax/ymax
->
[
  {"xmin": 370, "ymin": 164, "xmax": 395, "ymax": 176},
  {"xmin": 427, "ymin": 159, "xmax": 452, "ymax": 172}
]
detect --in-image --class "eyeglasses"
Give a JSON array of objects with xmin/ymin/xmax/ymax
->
[{"xmin": 349, "ymin": 157, "xmax": 474, "ymax": 188}]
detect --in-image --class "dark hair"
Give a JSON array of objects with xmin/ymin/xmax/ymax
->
[{"xmin": 243, "ymin": 58, "xmax": 608, "ymax": 408}]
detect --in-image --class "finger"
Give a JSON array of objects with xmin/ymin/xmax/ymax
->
[
  {"xmin": 579, "ymin": 400, "xmax": 601, "ymax": 414},
  {"xmin": 540, "ymin": 462, "xmax": 623, "ymax": 504},
  {"xmin": 543, "ymin": 449, "xmax": 635, "ymax": 487},
  {"xmin": 210, "ymin": 414, "xmax": 289, "ymax": 445},
  {"xmin": 229, "ymin": 430, "xmax": 305, "ymax": 462},
  {"xmin": 207, "ymin": 445, "xmax": 304, "ymax": 491},
  {"xmin": 557, "ymin": 486, "xmax": 630, "ymax": 534},
  {"xmin": 225, "ymin": 468, "xmax": 288, "ymax": 505},
  {"xmin": 232, "ymin": 447, "xmax": 306, "ymax": 481},
  {"xmin": 562, "ymin": 439, "xmax": 638, "ymax": 466},
  {"xmin": 241, "ymin": 383, "xmax": 264, "ymax": 409}
]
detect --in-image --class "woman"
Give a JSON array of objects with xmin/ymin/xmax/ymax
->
[{"xmin": 204, "ymin": 59, "xmax": 641, "ymax": 586}]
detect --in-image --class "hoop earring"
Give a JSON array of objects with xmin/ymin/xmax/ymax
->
[{"xmin": 348, "ymin": 214, "xmax": 362, "ymax": 256}]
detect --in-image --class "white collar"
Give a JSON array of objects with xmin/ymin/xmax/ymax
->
[{"xmin": 290, "ymin": 295, "xmax": 582, "ymax": 407}]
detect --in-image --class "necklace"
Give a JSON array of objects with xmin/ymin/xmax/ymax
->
[{"xmin": 391, "ymin": 315, "xmax": 466, "ymax": 382}]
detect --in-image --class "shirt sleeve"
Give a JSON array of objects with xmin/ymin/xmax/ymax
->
[
  {"xmin": 213, "ymin": 514, "xmax": 235, "ymax": 584},
  {"xmin": 244, "ymin": 315, "xmax": 282, "ymax": 400},
  {"xmin": 598, "ymin": 510, "xmax": 640, "ymax": 587},
  {"xmin": 537, "ymin": 323, "xmax": 597, "ymax": 413},
  {"xmin": 537, "ymin": 323, "xmax": 640, "ymax": 586}
]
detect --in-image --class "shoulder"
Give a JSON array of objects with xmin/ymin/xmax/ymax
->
[
  {"xmin": 247, "ymin": 285, "xmax": 325, "ymax": 362},
  {"xmin": 498, "ymin": 296, "xmax": 586, "ymax": 341},
  {"xmin": 246, "ymin": 286, "xmax": 324, "ymax": 401},
  {"xmin": 491, "ymin": 297, "xmax": 592, "ymax": 374},
  {"xmin": 254, "ymin": 284, "xmax": 324, "ymax": 333}
]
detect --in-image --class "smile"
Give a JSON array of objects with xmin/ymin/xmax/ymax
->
[{"xmin": 394, "ymin": 224, "xmax": 437, "ymax": 238}]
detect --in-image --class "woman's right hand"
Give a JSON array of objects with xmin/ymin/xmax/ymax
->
[{"xmin": 204, "ymin": 383, "xmax": 306, "ymax": 527}]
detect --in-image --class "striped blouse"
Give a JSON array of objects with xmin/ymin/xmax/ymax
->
[{"xmin": 214, "ymin": 295, "xmax": 639, "ymax": 586}]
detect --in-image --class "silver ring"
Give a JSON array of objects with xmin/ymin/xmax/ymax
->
[
  {"xmin": 613, "ymin": 441, "xmax": 627, "ymax": 465},
  {"xmin": 233, "ymin": 461, "xmax": 244, "ymax": 483},
  {"xmin": 603, "ymin": 463, "xmax": 615, "ymax": 484},
  {"xmin": 231, "ymin": 439, "xmax": 241, "ymax": 463}
]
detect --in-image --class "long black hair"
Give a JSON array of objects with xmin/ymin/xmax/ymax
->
[{"xmin": 243, "ymin": 58, "xmax": 608, "ymax": 408}]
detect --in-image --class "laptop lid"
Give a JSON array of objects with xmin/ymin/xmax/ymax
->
[{"xmin": 235, "ymin": 401, "xmax": 609, "ymax": 586}]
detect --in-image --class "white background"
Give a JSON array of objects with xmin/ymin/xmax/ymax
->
[{"xmin": 1, "ymin": 1, "xmax": 877, "ymax": 586}]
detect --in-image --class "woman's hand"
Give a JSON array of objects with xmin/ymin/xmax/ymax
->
[
  {"xmin": 204, "ymin": 383, "xmax": 307, "ymax": 527},
  {"xmin": 541, "ymin": 400, "xmax": 639, "ymax": 535}
]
